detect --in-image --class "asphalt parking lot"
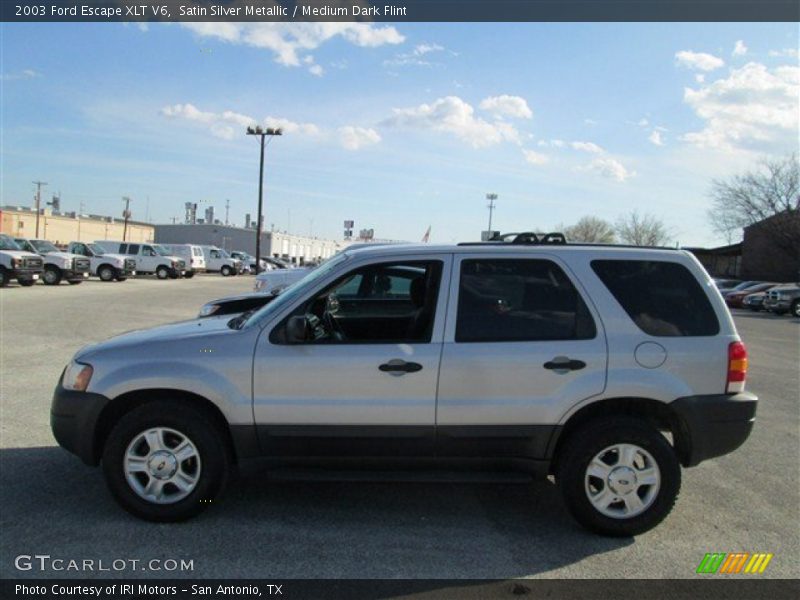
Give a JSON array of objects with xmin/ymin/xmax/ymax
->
[{"xmin": 0, "ymin": 276, "xmax": 798, "ymax": 580}]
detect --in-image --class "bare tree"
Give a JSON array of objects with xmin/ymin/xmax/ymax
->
[
  {"xmin": 564, "ymin": 216, "xmax": 616, "ymax": 243},
  {"xmin": 708, "ymin": 154, "xmax": 799, "ymax": 256},
  {"xmin": 615, "ymin": 211, "xmax": 672, "ymax": 246}
]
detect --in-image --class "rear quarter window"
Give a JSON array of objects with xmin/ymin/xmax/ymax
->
[{"xmin": 591, "ymin": 259, "xmax": 719, "ymax": 337}]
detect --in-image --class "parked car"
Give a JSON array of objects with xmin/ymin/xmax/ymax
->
[
  {"xmin": 0, "ymin": 234, "xmax": 43, "ymax": 287},
  {"xmin": 198, "ymin": 290, "xmax": 279, "ymax": 318},
  {"xmin": 742, "ymin": 291, "xmax": 769, "ymax": 312},
  {"xmin": 96, "ymin": 241, "xmax": 186, "ymax": 279},
  {"xmin": 713, "ymin": 278, "xmax": 741, "ymax": 289},
  {"xmin": 764, "ymin": 284, "xmax": 800, "ymax": 317},
  {"xmin": 67, "ymin": 242, "xmax": 136, "ymax": 282},
  {"xmin": 719, "ymin": 280, "xmax": 763, "ymax": 296},
  {"xmin": 229, "ymin": 251, "xmax": 264, "ymax": 274},
  {"xmin": 253, "ymin": 265, "xmax": 310, "ymax": 292},
  {"xmin": 161, "ymin": 244, "xmax": 207, "ymax": 278},
  {"xmin": 724, "ymin": 283, "xmax": 777, "ymax": 309},
  {"xmin": 51, "ymin": 237, "xmax": 757, "ymax": 536},
  {"xmin": 14, "ymin": 237, "xmax": 90, "ymax": 285},
  {"xmin": 201, "ymin": 246, "xmax": 241, "ymax": 276}
]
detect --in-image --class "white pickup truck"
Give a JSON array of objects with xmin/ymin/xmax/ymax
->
[
  {"xmin": 96, "ymin": 241, "xmax": 186, "ymax": 279},
  {"xmin": 66, "ymin": 242, "xmax": 137, "ymax": 282},
  {"xmin": 14, "ymin": 237, "xmax": 91, "ymax": 285},
  {"xmin": 201, "ymin": 245, "xmax": 241, "ymax": 276},
  {"xmin": 0, "ymin": 234, "xmax": 44, "ymax": 287}
]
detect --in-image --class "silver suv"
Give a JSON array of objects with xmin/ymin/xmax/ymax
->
[{"xmin": 51, "ymin": 235, "xmax": 757, "ymax": 536}]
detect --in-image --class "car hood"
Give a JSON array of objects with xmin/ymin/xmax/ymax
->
[
  {"xmin": 99, "ymin": 253, "xmax": 128, "ymax": 261},
  {"xmin": 45, "ymin": 251, "xmax": 81, "ymax": 260},
  {"xmin": 1, "ymin": 250, "xmax": 40, "ymax": 259},
  {"xmin": 76, "ymin": 317, "xmax": 236, "ymax": 360}
]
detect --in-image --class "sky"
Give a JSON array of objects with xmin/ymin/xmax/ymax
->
[{"xmin": 1, "ymin": 21, "xmax": 798, "ymax": 246}]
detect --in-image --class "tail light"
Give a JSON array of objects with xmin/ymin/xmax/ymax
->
[{"xmin": 727, "ymin": 341, "xmax": 748, "ymax": 393}]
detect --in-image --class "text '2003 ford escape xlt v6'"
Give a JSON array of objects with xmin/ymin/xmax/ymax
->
[{"xmin": 51, "ymin": 234, "xmax": 757, "ymax": 536}]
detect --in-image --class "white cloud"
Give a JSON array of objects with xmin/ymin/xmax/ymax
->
[
  {"xmin": 384, "ymin": 42, "xmax": 450, "ymax": 67},
  {"xmin": 181, "ymin": 22, "xmax": 404, "ymax": 75},
  {"xmin": 414, "ymin": 43, "xmax": 444, "ymax": 56},
  {"xmin": 695, "ymin": 73, "xmax": 705, "ymax": 83},
  {"xmin": 263, "ymin": 116, "xmax": 321, "ymax": 136},
  {"xmin": 637, "ymin": 118, "xmax": 649, "ymax": 127},
  {"xmin": 584, "ymin": 157, "xmax": 635, "ymax": 182},
  {"xmin": 478, "ymin": 95, "xmax": 533, "ymax": 119},
  {"xmin": 384, "ymin": 96, "xmax": 521, "ymax": 148},
  {"xmin": 732, "ymin": 40, "xmax": 748, "ymax": 56},
  {"xmin": 681, "ymin": 61, "xmax": 800, "ymax": 152},
  {"xmin": 584, "ymin": 118, "xmax": 598, "ymax": 126},
  {"xmin": 161, "ymin": 103, "xmax": 322, "ymax": 139},
  {"xmin": 308, "ymin": 64, "xmax": 324, "ymax": 77},
  {"xmin": 522, "ymin": 149, "xmax": 549, "ymax": 166},
  {"xmin": 648, "ymin": 130, "xmax": 664, "ymax": 146},
  {"xmin": 1, "ymin": 69, "xmax": 41, "ymax": 81},
  {"xmin": 537, "ymin": 139, "xmax": 565, "ymax": 148},
  {"xmin": 571, "ymin": 141, "xmax": 604, "ymax": 153},
  {"xmin": 769, "ymin": 48, "xmax": 799, "ymax": 58},
  {"xmin": 338, "ymin": 126, "xmax": 381, "ymax": 151},
  {"xmin": 675, "ymin": 50, "xmax": 725, "ymax": 72}
]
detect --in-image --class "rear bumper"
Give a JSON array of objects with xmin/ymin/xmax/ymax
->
[
  {"xmin": 670, "ymin": 392, "xmax": 757, "ymax": 467},
  {"xmin": 51, "ymin": 382, "xmax": 110, "ymax": 466}
]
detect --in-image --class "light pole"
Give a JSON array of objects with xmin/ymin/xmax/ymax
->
[
  {"xmin": 122, "ymin": 197, "xmax": 132, "ymax": 242},
  {"xmin": 33, "ymin": 181, "xmax": 48, "ymax": 237},
  {"xmin": 486, "ymin": 193, "xmax": 498, "ymax": 233},
  {"xmin": 246, "ymin": 126, "xmax": 282, "ymax": 274}
]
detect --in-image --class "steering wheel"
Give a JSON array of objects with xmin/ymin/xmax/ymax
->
[{"xmin": 323, "ymin": 294, "xmax": 346, "ymax": 341}]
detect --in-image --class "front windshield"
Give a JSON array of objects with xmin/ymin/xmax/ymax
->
[
  {"xmin": 218, "ymin": 249, "xmax": 231, "ymax": 258},
  {"xmin": 0, "ymin": 235, "xmax": 21, "ymax": 251},
  {"xmin": 152, "ymin": 244, "xmax": 172, "ymax": 256},
  {"xmin": 87, "ymin": 243, "xmax": 105, "ymax": 256},
  {"xmin": 242, "ymin": 253, "xmax": 349, "ymax": 328},
  {"xmin": 31, "ymin": 240, "xmax": 59, "ymax": 253}
]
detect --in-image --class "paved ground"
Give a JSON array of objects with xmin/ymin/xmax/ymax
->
[{"xmin": 0, "ymin": 276, "xmax": 798, "ymax": 579}]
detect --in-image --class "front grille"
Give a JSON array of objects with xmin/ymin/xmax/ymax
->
[
  {"xmin": 73, "ymin": 258, "xmax": 91, "ymax": 272},
  {"xmin": 124, "ymin": 258, "xmax": 136, "ymax": 270},
  {"xmin": 23, "ymin": 257, "xmax": 43, "ymax": 269}
]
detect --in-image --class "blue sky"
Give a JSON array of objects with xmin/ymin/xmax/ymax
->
[{"xmin": 1, "ymin": 22, "xmax": 798, "ymax": 245}]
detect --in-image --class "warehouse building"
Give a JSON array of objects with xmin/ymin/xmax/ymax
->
[
  {"xmin": 0, "ymin": 205, "xmax": 154, "ymax": 245},
  {"xmin": 154, "ymin": 223, "xmax": 343, "ymax": 265}
]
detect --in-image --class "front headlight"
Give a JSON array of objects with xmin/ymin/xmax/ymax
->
[
  {"xmin": 198, "ymin": 303, "xmax": 220, "ymax": 317},
  {"xmin": 62, "ymin": 360, "xmax": 93, "ymax": 392}
]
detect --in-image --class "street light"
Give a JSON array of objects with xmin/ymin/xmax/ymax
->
[
  {"xmin": 486, "ymin": 193, "xmax": 498, "ymax": 233},
  {"xmin": 246, "ymin": 125, "xmax": 282, "ymax": 274}
]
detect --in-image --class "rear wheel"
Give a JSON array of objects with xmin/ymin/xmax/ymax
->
[
  {"xmin": 0, "ymin": 268, "xmax": 7, "ymax": 287},
  {"xmin": 98, "ymin": 265, "xmax": 116, "ymax": 282},
  {"xmin": 102, "ymin": 400, "xmax": 231, "ymax": 522},
  {"xmin": 43, "ymin": 266, "xmax": 62, "ymax": 285},
  {"xmin": 156, "ymin": 266, "xmax": 170, "ymax": 280},
  {"xmin": 556, "ymin": 417, "xmax": 680, "ymax": 536}
]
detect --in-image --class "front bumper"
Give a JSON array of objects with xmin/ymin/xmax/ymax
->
[
  {"xmin": 51, "ymin": 382, "xmax": 111, "ymax": 466},
  {"xmin": 63, "ymin": 270, "xmax": 90, "ymax": 281},
  {"xmin": 11, "ymin": 268, "xmax": 42, "ymax": 281},
  {"xmin": 670, "ymin": 392, "xmax": 757, "ymax": 467}
]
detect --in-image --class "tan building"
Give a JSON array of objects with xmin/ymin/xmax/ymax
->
[{"xmin": 0, "ymin": 206, "xmax": 154, "ymax": 247}]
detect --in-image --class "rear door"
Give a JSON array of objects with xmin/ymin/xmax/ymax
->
[{"xmin": 437, "ymin": 253, "xmax": 607, "ymax": 458}]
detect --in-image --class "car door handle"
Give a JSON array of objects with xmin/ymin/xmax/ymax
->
[
  {"xmin": 379, "ymin": 360, "xmax": 423, "ymax": 374},
  {"xmin": 543, "ymin": 357, "xmax": 586, "ymax": 371}
]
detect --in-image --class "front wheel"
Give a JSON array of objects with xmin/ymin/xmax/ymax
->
[
  {"xmin": 556, "ymin": 417, "xmax": 680, "ymax": 536},
  {"xmin": 98, "ymin": 265, "xmax": 116, "ymax": 282},
  {"xmin": 221, "ymin": 265, "xmax": 232, "ymax": 277},
  {"xmin": 43, "ymin": 266, "xmax": 62, "ymax": 285},
  {"xmin": 102, "ymin": 400, "xmax": 231, "ymax": 522},
  {"xmin": 17, "ymin": 278, "xmax": 36, "ymax": 287},
  {"xmin": 791, "ymin": 300, "xmax": 800, "ymax": 318},
  {"xmin": 156, "ymin": 266, "xmax": 170, "ymax": 280},
  {"xmin": 0, "ymin": 268, "xmax": 7, "ymax": 287},
  {"xmin": 184, "ymin": 271, "xmax": 195, "ymax": 279}
]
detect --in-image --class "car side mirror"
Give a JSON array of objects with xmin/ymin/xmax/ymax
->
[{"xmin": 285, "ymin": 315, "xmax": 308, "ymax": 344}]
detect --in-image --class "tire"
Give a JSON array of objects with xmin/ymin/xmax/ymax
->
[
  {"xmin": 221, "ymin": 265, "xmax": 232, "ymax": 277},
  {"xmin": 43, "ymin": 266, "xmax": 62, "ymax": 285},
  {"xmin": 0, "ymin": 268, "xmax": 7, "ymax": 287},
  {"xmin": 115, "ymin": 276, "xmax": 128, "ymax": 282},
  {"xmin": 98, "ymin": 265, "xmax": 116, "ymax": 282},
  {"xmin": 18, "ymin": 278, "xmax": 36, "ymax": 287},
  {"xmin": 101, "ymin": 400, "xmax": 232, "ymax": 522},
  {"xmin": 184, "ymin": 271, "xmax": 195, "ymax": 279},
  {"xmin": 68, "ymin": 280, "xmax": 83, "ymax": 285},
  {"xmin": 556, "ymin": 417, "xmax": 680, "ymax": 537},
  {"xmin": 791, "ymin": 300, "xmax": 800, "ymax": 318},
  {"xmin": 156, "ymin": 266, "xmax": 170, "ymax": 280}
]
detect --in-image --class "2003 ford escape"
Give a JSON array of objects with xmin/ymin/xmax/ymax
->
[{"xmin": 51, "ymin": 234, "xmax": 757, "ymax": 536}]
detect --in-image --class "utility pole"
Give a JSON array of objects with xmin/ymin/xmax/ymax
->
[
  {"xmin": 122, "ymin": 197, "xmax": 132, "ymax": 242},
  {"xmin": 246, "ymin": 125, "xmax": 282, "ymax": 273},
  {"xmin": 225, "ymin": 199, "xmax": 230, "ymax": 226},
  {"xmin": 486, "ymin": 193, "xmax": 498, "ymax": 233},
  {"xmin": 32, "ymin": 181, "xmax": 47, "ymax": 237}
]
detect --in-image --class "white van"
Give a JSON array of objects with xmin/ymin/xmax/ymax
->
[
  {"xmin": 200, "ymin": 245, "xmax": 241, "ymax": 276},
  {"xmin": 96, "ymin": 241, "xmax": 186, "ymax": 280},
  {"xmin": 161, "ymin": 244, "xmax": 207, "ymax": 278}
]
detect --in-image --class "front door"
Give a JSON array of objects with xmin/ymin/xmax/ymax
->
[{"xmin": 252, "ymin": 255, "xmax": 452, "ymax": 457}]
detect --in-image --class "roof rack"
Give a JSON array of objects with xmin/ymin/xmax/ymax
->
[{"xmin": 458, "ymin": 231, "xmax": 568, "ymax": 246}]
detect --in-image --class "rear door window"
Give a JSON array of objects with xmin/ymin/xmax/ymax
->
[
  {"xmin": 591, "ymin": 260, "xmax": 719, "ymax": 336},
  {"xmin": 126, "ymin": 244, "xmax": 140, "ymax": 255}
]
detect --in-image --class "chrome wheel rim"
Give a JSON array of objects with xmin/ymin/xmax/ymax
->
[
  {"xmin": 584, "ymin": 443, "xmax": 660, "ymax": 519},
  {"xmin": 124, "ymin": 427, "xmax": 201, "ymax": 504}
]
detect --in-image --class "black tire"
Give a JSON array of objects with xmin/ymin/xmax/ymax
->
[
  {"xmin": 791, "ymin": 300, "xmax": 800, "ymax": 318},
  {"xmin": 556, "ymin": 417, "xmax": 680, "ymax": 537},
  {"xmin": 0, "ymin": 268, "xmax": 7, "ymax": 287},
  {"xmin": 184, "ymin": 271, "xmax": 195, "ymax": 279},
  {"xmin": 101, "ymin": 400, "xmax": 232, "ymax": 522},
  {"xmin": 18, "ymin": 278, "xmax": 36, "ymax": 287},
  {"xmin": 221, "ymin": 265, "xmax": 232, "ymax": 277},
  {"xmin": 98, "ymin": 265, "xmax": 116, "ymax": 282},
  {"xmin": 68, "ymin": 279, "xmax": 83, "ymax": 285},
  {"xmin": 156, "ymin": 266, "xmax": 170, "ymax": 280},
  {"xmin": 43, "ymin": 266, "xmax": 62, "ymax": 285}
]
